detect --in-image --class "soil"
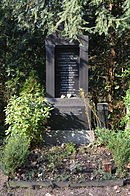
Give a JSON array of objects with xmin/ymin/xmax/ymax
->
[
  {"xmin": 10, "ymin": 145, "xmax": 129, "ymax": 182},
  {"xmin": 0, "ymin": 144, "xmax": 130, "ymax": 195}
]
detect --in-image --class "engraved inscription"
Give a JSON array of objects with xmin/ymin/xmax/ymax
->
[{"xmin": 56, "ymin": 47, "xmax": 79, "ymax": 97}]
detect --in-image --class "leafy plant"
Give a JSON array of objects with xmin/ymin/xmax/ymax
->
[
  {"xmin": 5, "ymin": 76, "xmax": 52, "ymax": 143},
  {"xmin": 43, "ymin": 146, "xmax": 64, "ymax": 172},
  {"xmin": 1, "ymin": 134, "xmax": 30, "ymax": 176},
  {"xmin": 107, "ymin": 131, "xmax": 130, "ymax": 177},
  {"xmin": 42, "ymin": 143, "xmax": 77, "ymax": 172},
  {"xmin": 121, "ymin": 87, "xmax": 130, "ymax": 129},
  {"xmin": 95, "ymin": 128, "xmax": 112, "ymax": 146},
  {"xmin": 95, "ymin": 128, "xmax": 130, "ymax": 177},
  {"xmin": 65, "ymin": 143, "xmax": 76, "ymax": 157},
  {"xmin": 20, "ymin": 71, "xmax": 44, "ymax": 96}
]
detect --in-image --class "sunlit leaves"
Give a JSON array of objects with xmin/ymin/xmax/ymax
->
[
  {"xmin": 53, "ymin": 0, "xmax": 87, "ymax": 39},
  {"xmin": 1, "ymin": 0, "xmax": 129, "ymax": 38}
]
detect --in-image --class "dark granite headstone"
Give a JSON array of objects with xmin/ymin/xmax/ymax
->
[
  {"xmin": 45, "ymin": 33, "xmax": 93, "ymax": 144},
  {"xmin": 45, "ymin": 33, "xmax": 88, "ymax": 98}
]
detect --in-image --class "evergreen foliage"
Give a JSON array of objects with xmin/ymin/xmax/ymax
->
[
  {"xmin": 2, "ymin": 0, "xmax": 129, "ymax": 38},
  {"xmin": 1, "ymin": 134, "xmax": 30, "ymax": 176}
]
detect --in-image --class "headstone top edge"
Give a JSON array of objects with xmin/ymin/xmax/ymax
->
[{"xmin": 45, "ymin": 33, "xmax": 88, "ymax": 46}]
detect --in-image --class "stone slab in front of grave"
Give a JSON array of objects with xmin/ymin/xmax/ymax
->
[
  {"xmin": 47, "ymin": 98, "xmax": 91, "ymax": 130},
  {"xmin": 45, "ymin": 97, "xmax": 94, "ymax": 145}
]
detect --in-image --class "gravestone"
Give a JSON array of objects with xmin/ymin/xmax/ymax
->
[{"xmin": 45, "ymin": 33, "xmax": 94, "ymax": 144}]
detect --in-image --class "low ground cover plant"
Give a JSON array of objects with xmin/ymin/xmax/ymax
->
[
  {"xmin": 41, "ymin": 143, "xmax": 77, "ymax": 172},
  {"xmin": 95, "ymin": 127, "xmax": 130, "ymax": 177},
  {"xmin": 1, "ymin": 134, "xmax": 30, "ymax": 176}
]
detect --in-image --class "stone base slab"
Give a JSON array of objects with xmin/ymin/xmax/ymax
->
[{"xmin": 44, "ymin": 129, "xmax": 94, "ymax": 145}]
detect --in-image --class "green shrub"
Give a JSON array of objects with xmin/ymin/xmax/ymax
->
[
  {"xmin": 5, "ymin": 75, "xmax": 52, "ymax": 143},
  {"xmin": 107, "ymin": 130, "xmax": 130, "ymax": 177},
  {"xmin": 95, "ymin": 128, "xmax": 112, "ymax": 146},
  {"xmin": 5, "ymin": 93, "xmax": 51, "ymax": 142},
  {"xmin": 1, "ymin": 76, "xmax": 52, "ymax": 176},
  {"xmin": 95, "ymin": 127, "xmax": 130, "ymax": 177},
  {"xmin": 1, "ymin": 134, "xmax": 30, "ymax": 176},
  {"xmin": 121, "ymin": 88, "xmax": 130, "ymax": 129},
  {"xmin": 20, "ymin": 71, "xmax": 44, "ymax": 96}
]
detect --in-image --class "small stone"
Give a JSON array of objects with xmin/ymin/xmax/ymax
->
[
  {"xmin": 18, "ymin": 169, "xmax": 22, "ymax": 172},
  {"xmin": 116, "ymin": 189, "xmax": 121, "ymax": 193},
  {"xmin": 34, "ymin": 148, "xmax": 40, "ymax": 154},
  {"xmin": 21, "ymin": 173, "xmax": 25, "ymax": 179},
  {"xmin": 16, "ymin": 173, "xmax": 20, "ymax": 177},
  {"xmin": 67, "ymin": 94, "xmax": 71, "ymax": 98},
  {"xmin": 61, "ymin": 143, "xmax": 65, "ymax": 148},
  {"xmin": 69, "ymin": 160, "xmax": 76, "ymax": 171},
  {"xmin": 14, "ymin": 176, "xmax": 18, "ymax": 180},
  {"xmin": 88, "ymin": 193, "xmax": 93, "ymax": 196},
  {"xmin": 45, "ymin": 193, "xmax": 52, "ymax": 196},
  {"xmin": 113, "ymin": 185, "xmax": 118, "ymax": 190},
  {"xmin": 90, "ymin": 176, "xmax": 94, "ymax": 180},
  {"xmin": 31, "ymin": 161, "xmax": 37, "ymax": 166},
  {"xmin": 38, "ymin": 173, "xmax": 43, "ymax": 177},
  {"xmin": 61, "ymin": 94, "xmax": 65, "ymax": 98},
  {"xmin": 63, "ymin": 159, "xmax": 67, "ymax": 162}
]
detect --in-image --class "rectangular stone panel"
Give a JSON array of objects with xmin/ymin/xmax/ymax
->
[{"xmin": 55, "ymin": 46, "xmax": 79, "ymax": 98}]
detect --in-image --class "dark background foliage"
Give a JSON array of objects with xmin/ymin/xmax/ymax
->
[{"xmin": 0, "ymin": 0, "xmax": 129, "ymax": 129}]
